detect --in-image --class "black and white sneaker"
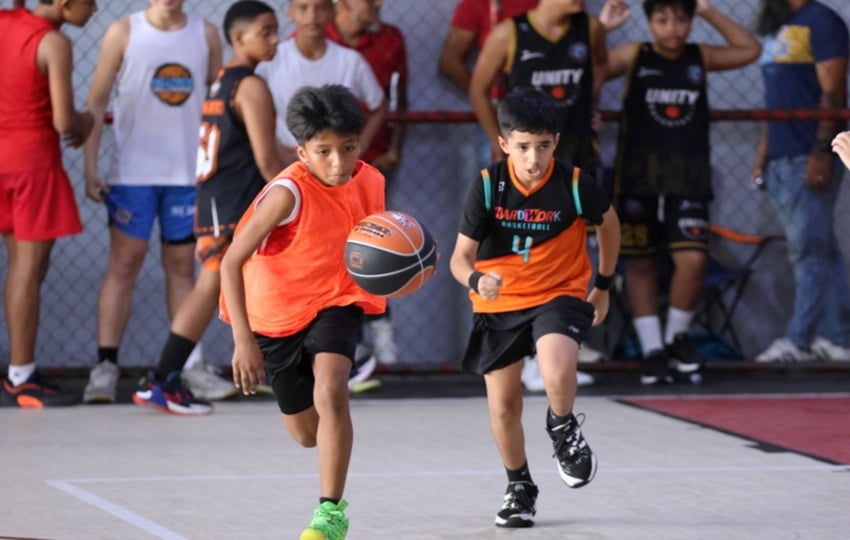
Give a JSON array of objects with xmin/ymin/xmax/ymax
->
[
  {"xmin": 547, "ymin": 412, "xmax": 597, "ymax": 488},
  {"xmin": 666, "ymin": 333, "xmax": 702, "ymax": 374},
  {"xmin": 641, "ymin": 349, "xmax": 672, "ymax": 385},
  {"xmin": 494, "ymin": 481, "xmax": 538, "ymax": 528}
]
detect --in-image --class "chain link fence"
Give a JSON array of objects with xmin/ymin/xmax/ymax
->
[{"xmin": 1, "ymin": 0, "xmax": 849, "ymax": 370}]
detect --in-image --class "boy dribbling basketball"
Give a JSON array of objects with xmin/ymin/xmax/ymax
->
[
  {"xmin": 449, "ymin": 87, "xmax": 620, "ymax": 528},
  {"xmin": 219, "ymin": 84, "xmax": 387, "ymax": 540}
]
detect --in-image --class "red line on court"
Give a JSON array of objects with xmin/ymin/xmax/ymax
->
[{"xmin": 621, "ymin": 396, "xmax": 850, "ymax": 465}]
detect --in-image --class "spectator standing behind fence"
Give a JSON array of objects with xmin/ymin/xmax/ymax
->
[
  {"xmin": 602, "ymin": 0, "xmax": 760, "ymax": 384},
  {"xmin": 0, "ymin": 0, "xmax": 96, "ymax": 408},
  {"xmin": 256, "ymin": 0, "xmax": 387, "ymax": 168},
  {"xmin": 751, "ymin": 0, "xmax": 850, "ymax": 363},
  {"xmin": 81, "ymin": 0, "xmax": 225, "ymax": 405},
  {"xmin": 132, "ymin": 1, "xmax": 286, "ymax": 415},
  {"xmin": 469, "ymin": 0, "xmax": 610, "ymax": 390},
  {"xmin": 220, "ymin": 85, "xmax": 387, "ymax": 540},
  {"xmin": 449, "ymin": 87, "xmax": 620, "ymax": 528},
  {"xmin": 327, "ymin": 0, "xmax": 406, "ymax": 377}
]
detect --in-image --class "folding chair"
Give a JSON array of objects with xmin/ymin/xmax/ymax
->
[{"xmin": 694, "ymin": 225, "xmax": 785, "ymax": 357}]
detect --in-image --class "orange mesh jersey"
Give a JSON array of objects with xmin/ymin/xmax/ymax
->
[
  {"xmin": 459, "ymin": 157, "xmax": 610, "ymax": 313},
  {"xmin": 220, "ymin": 161, "xmax": 387, "ymax": 336}
]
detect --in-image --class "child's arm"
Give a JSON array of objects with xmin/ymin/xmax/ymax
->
[
  {"xmin": 605, "ymin": 42, "xmax": 640, "ymax": 81},
  {"xmin": 450, "ymin": 234, "xmax": 502, "ymax": 301},
  {"xmin": 36, "ymin": 30, "xmax": 93, "ymax": 147},
  {"xmin": 469, "ymin": 21, "xmax": 513, "ymax": 161},
  {"xmin": 697, "ymin": 0, "xmax": 761, "ymax": 71},
  {"xmin": 220, "ymin": 186, "xmax": 296, "ymax": 394},
  {"xmin": 587, "ymin": 206, "xmax": 621, "ymax": 326},
  {"xmin": 83, "ymin": 19, "xmax": 128, "ymax": 203},
  {"xmin": 359, "ymin": 98, "xmax": 389, "ymax": 159},
  {"xmin": 203, "ymin": 20, "xmax": 223, "ymax": 87},
  {"xmin": 237, "ymin": 77, "xmax": 286, "ymax": 181},
  {"xmin": 832, "ymin": 131, "xmax": 850, "ymax": 171}
]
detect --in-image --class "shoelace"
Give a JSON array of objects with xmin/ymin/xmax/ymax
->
[
  {"xmin": 551, "ymin": 413, "xmax": 587, "ymax": 459},
  {"xmin": 502, "ymin": 484, "xmax": 535, "ymax": 511}
]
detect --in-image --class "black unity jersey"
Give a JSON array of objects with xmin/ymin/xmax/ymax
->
[
  {"xmin": 507, "ymin": 12, "xmax": 597, "ymax": 169},
  {"xmin": 195, "ymin": 66, "xmax": 266, "ymax": 236},
  {"xmin": 614, "ymin": 43, "xmax": 711, "ymax": 199},
  {"xmin": 460, "ymin": 158, "xmax": 610, "ymax": 313}
]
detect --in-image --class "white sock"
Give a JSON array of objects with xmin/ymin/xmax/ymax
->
[
  {"xmin": 8, "ymin": 363, "xmax": 36, "ymax": 386},
  {"xmin": 665, "ymin": 307, "xmax": 695, "ymax": 344},
  {"xmin": 185, "ymin": 343, "xmax": 203, "ymax": 369},
  {"xmin": 633, "ymin": 315, "xmax": 664, "ymax": 356}
]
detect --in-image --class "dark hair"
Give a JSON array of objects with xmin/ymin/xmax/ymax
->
[
  {"xmin": 754, "ymin": 0, "xmax": 793, "ymax": 36},
  {"xmin": 643, "ymin": 0, "xmax": 697, "ymax": 18},
  {"xmin": 285, "ymin": 85, "xmax": 365, "ymax": 145},
  {"xmin": 497, "ymin": 87, "xmax": 559, "ymax": 137},
  {"xmin": 223, "ymin": 0, "xmax": 275, "ymax": 46}
]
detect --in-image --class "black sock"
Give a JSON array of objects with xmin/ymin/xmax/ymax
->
[
  {"xmin": 319, "ymin": 497, "xmax": 340, "ymax": 506},
  {"xmin": 506, "ymin": 461, "xmax": 533, "ymax": 484},
  {"xmin": 154, "ymin": 332, "xmax": 196, "ymax": 382},
  {"xmin": 98, "ymin": 347, "xmax": 119, "ymax": 365},
  {"xmin": 547, "ymin": 407, "xmax": 572, "ymax": 429}
]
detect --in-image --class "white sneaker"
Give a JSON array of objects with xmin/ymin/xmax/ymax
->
[
  {"xmin": 83, "ymin": 361, "xmax": 120, "ymax": 403},
  {"xmin": 755, "ymin": 338, "xmax": 815, "ymax": 363},
  {"xmin": 578, "ymin": 344, "xmax": 604, "ymax": 363},
  {"xmin": 368, "ymin": 317, "xmax": 399, "ymax": 364},
  {"xmin": 521, "ymin": 356, "xmax": 594, "ymax": 392},
  {"xmin": 811, "ymin": 337, "xmax": 850, "ymax": 362},
  {"xmin": 181, "ymin": 361, "xmax": 238, "ymax": 401}
]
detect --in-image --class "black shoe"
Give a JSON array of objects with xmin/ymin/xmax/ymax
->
[
  {"xmin": 1, "ymin": 372, "xmax": 80, "ymax": 408},
  {"xmin": 640, "ymin": 349, "xmax": 671, "ymax": 385},
  {"xmin": 666, "ymin": 333, "xmax": 703, "ymax": 374},
  {"xmin": 495, "ymin": 481, "xmax": 538, "ymax": 528},
  {"xmin": 547, "ymin": 412, "xmax": 597, "ymax": 488}
]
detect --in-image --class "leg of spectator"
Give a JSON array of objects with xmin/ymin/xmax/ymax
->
[
  {"xmin": 3, "ymin": 235, "xmax": 53, "ymax": 366},
  {"xmin": 97, "ymin": 228, "xmax": 149, "ymax": 348}
]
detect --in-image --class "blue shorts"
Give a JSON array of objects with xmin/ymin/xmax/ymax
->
[{"xmin": 105, "ymin": 185, "xmax": 195, "ymax": 242}]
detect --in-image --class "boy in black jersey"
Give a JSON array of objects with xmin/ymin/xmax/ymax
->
[
  {"xmin": 602, "ymin": 0, "xmax": 760, "ymax": 384},
  {"xmin": 450, "ymin": 87, "xmax": 620, "ymax": 529},
  {"xmin": 133, "ymin": 0, "xmax": 286, "ymax": 415}
]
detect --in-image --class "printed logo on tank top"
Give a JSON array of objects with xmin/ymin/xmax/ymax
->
[
  {"xmin": 644, "ymin": 65, "xmax": 703, "ymax": 128},
  {"xmin": 528, "ymin": 43, "xmax": 588, "ymax": 106},
  {"xmin": 151, "ymin": 63, "xmax": 195, "ymax": 106}
]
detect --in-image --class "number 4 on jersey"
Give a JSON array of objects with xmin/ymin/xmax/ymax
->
[{"xmin": 196, "ymin": 121, "xmax": 221, "ymax": 182}]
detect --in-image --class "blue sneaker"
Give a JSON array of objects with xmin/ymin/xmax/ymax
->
[{"xmin": 132, "ymin": 371, "xmax": 212, "ymax": 416}]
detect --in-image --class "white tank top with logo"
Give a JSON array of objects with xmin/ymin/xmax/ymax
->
[{"xmin": 107, "ymin": 11, "xmax": 208, "ymax": 187}]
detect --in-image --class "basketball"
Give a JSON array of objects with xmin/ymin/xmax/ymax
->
[{"xmin": 345, "ymin": 211, "xmax": 437, "ymax": 297}]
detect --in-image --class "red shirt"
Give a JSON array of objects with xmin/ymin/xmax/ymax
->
[
  {"xmin": 0, "ymin": 8, "xmax": 62, "ymax": 173},
  {"xmin": 450, "ymin": 0, "xmax": 539, "ymax": 49},
  {"xmin": 326, "ymin": 22, "xmax": 407, "ymax": 164}
]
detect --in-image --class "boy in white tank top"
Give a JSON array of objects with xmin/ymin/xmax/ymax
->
[{"xmin": 81, "ymin": 0, "xmax": 226, "ymax": 405}]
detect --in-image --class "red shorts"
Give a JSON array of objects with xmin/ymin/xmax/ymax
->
[{"xmin": 0, "ymin": 166, "xmax": 82, "ymax": 241}]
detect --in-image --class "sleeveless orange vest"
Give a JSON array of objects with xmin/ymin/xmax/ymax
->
[{"xmin": 220, "ymin": 161, "xmax": 387, "ymax": 336}]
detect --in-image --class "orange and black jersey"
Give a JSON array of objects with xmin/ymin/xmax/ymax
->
[
  {"xmin": 460, "ymin": 158, "xmax": 610, "ymax": 313},
  {"xmin": 614, "ymin": 43, "xmax": 711, "ymax": 199},
  {"xmin": 195, "ymin": 66, "xmax": 266, "ymax": 237}
]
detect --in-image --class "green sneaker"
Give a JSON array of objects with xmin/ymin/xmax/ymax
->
[{"xmin": 299, "ymin": 500, "xmax": 349, "ymax": 540}]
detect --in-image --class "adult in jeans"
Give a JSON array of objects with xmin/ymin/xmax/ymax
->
[{"xmin": 752, "ymin": 0, "xmax": 850, "ymax": 362}]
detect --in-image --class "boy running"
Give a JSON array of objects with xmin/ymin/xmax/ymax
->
[
  {"xmin": 220, "ymin": 84, "xmax": 387, "ymax": 540},
  {"xmin": 450, "ymin": 87, "xmax": 620, "ymax": 528}
]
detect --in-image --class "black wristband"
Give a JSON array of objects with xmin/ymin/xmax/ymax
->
[
  {"xmin": 468, "ymin": 271, "xmax": 485, "ymax": 294},
  {"xmin": 594, "ymin": 272, "xmax": 614, "ymax": 291}
]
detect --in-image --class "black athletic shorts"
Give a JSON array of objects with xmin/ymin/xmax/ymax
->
[
  {"xmin": 618, "ymin": 196, "xmax": 710, "ymax": 257},
  {"xmin": 254, "ymin": 305, "xmax": 363, "ymax": 415},
  {"xmin": 462, "ymin": 295, "xmax": 594, "ymax": 375}
]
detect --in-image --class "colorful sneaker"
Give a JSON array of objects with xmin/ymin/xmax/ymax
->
[
  {"xmin": 300, "ymin": 500, "xmax": 349, "ymax": 540},
  {"xmin": 640, "ymin": 349, "xmax": 671, "ymax": 385},
  {"xmin": 348, "ymin": 344, "xmax": 377, "ymax": 391},
  {"xmin": 132, "ymin": 372, "xmax": 212, "ymax": 416},
  {"xmin": 1, "ymin": 372, "xmax": 80, "ymax": 408},
  {"xmin": 755, "ymin": 337, "xmax": 815, "ymax": 363},
  {"xmin": 83, "ymin": 360, "xmax": 120, "ymax": 404},
  {"xmin": 368, "ymin": 317, "xmax": 399, "ymax": 365},
  {"xmin": 494, "ymin": 481, "xmax": 538, "ymax": 528},
  {"xmin": 547, "ymin": 411, "xmax": 597, "ymax": 488},
  {"xmin": 665, "ymin": 333, "xmax": 702, "ymax": 374},
  {"xmin": 181, "ymin": 361, "xmax": 238, "ymax": 401}
]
